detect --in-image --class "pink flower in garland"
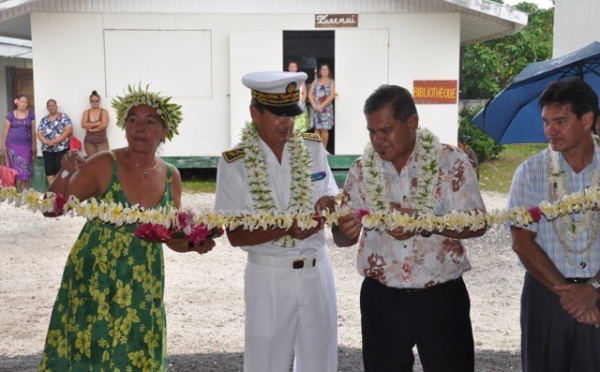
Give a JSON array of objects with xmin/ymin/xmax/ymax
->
[
  {"xmin": 357, "ymin": 209, "xmax": 370, "ymax": 219},
  {"xmin": 528, "ymin": 206, "xmax": 542, "ymax": 223},
  {"xmin": 135, "ymin": 209, "xmax": 224, "ymax": 246},
  {"xmin": 312, "ymin": 213, "xmax": 323, "ymax": 230},
  {"xmin": 134, "ymin": 223, "xmax": 173, "ymax": 242},
  {"xmin": 54, "ymin": 194, "xmax": 67, "ymax": 216},
  {"xmin": 352, "ymin": 208, "xmax": 370, "ymax": 226}
]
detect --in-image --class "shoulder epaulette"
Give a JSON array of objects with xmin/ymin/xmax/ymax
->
[
  {"xmin": 301, "ymin": 132, "xmax": 321, "ymax": 142},
  {"xmin": 222, "ymin": 147, "xmax": 245, "ymax": 163}
]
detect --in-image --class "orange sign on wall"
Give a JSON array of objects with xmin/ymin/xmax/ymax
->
[{"xmin": 413, "ymin": 80, "xmax": 458, "ymax": 104}]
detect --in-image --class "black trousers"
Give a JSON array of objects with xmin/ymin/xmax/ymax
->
[
  {"xmin": 42, "ymin": 149, "xmax": 68, "ymax": 177},
  {"xmin": 360, "ymin": 277, "xmax": 474, "ymax": 372},
  {"xmin": 521, "ymin": 273, "xmax": 600, "ymax": 372}
]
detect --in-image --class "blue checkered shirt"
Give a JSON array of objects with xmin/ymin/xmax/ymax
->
[{"xmin": 507, "ymin": 141, "xmax": 600, "ymax": 278}]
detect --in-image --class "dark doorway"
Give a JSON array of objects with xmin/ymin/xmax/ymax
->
[
  {"xmin": 283, "ymin": 30, "xmax": 335, "ymax": 154},
  {"xmin": 6, "ymin": 67, "xmax": 34, "ymax": 111}
]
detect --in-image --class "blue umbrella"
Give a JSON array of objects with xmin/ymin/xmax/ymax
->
[{"xmin": 471, "ymin": 41, "xmax": 600, "ymax": 144}]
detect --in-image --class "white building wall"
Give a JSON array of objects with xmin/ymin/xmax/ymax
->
[
  {"xmin": 31, "ymin": 11, "xmax": 461, "ymax": 157},
  {"xmin": 553, "ymin": 0, "xmax": 600, "ymax": 57},
  {"xmin": 386, "ymin": 13, "xmax": 460, "ymax": 146}
]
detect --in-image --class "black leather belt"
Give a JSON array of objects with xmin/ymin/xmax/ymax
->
[
  {"xmin": 399, "ymin": 277, "xmax": 460, "ymax": 294},
  {"xmin": 292, "ymin": 259, "xmax": 316, "ymax": 269},
  {"xmin": 565, "ymin": 277, "xmax": 591, "ymax": 283}
]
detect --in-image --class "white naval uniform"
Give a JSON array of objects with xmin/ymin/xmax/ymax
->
[{"xmin": 215, "ymin": 134, "xmax": 338, "ymax": 372}]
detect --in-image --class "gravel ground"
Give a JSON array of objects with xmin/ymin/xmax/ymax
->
[{"xmin": 0, "ymin": 191, "xmax": 522, "ymax": 372}]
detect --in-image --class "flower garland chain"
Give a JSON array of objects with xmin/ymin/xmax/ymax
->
[
  {"xmin": 362, "ymin": 127, "xmax": 441, "ymax": 231},
  {"xmin": 547, "ymin": 145, "xmax": 600, "ymax": 268},
  {"xmin": 4, "ymin": 185, "xmax": 600, "ymax": 236},
  {"xmin": 239, "ymin": 121, "xmax": 314, "ymax": 247}
]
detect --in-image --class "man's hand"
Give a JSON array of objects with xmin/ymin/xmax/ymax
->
[
  {"xmin": 287, "ymin": 221, "xmax": 320, "ymax": 240},
  {"xmin": 386, "ymin": 202, "xmax": 418, "ymax": 240},
  {"xmin": 335, "ymin": 211, "xmax": 362, "ymax": 242},
  {"xmin": 555, "ymin": 283, "xmax": 600, "ymax": 326},
  {"xmin": 315, "ymin": 195, "xmax": 336, "ymax": 214}
]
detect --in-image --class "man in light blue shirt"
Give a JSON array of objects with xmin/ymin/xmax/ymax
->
[{"xmin": 508, "ymin": 78, "xmax": 600, "ymax": 372}]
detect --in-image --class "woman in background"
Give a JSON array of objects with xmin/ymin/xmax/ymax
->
[
  {"xmin": 2, "ymin": 95, "xmax": 36, "ymax": 191},
  {"xmin": 288, "ymin": 60, "xmax": 310, "ymax": 132},
  {"xmin": 81, "ymin": 90, "xmax": 109, "ymax": 156},
  {"xmin": 37, "ymin": 99, "xmax": 73, "ymax": 185},
  {"xmin": 308, "ymin": 63, "xmax": 335, "ymax": 152}
]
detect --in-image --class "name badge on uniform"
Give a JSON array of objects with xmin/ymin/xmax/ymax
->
[{"xmin": 311, "ymin": 171, "xmax": 326, "ymax": 182}]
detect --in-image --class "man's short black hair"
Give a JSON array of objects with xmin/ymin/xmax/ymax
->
[
  {"xmin": 539, "ymin": 78, "xmax": 599, "ymax": 123},
  {"xmin": 363, "ymin": 85, "xmax": 417, "ymax": 122}
]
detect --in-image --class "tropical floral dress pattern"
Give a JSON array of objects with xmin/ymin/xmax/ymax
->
[
  {"xmin": 39, "ymin": 153, "xmax": 174, "ymax": 372},
  {"xmin": 309, "ymin": 79, "xmax": 334, "ymax": 130}
]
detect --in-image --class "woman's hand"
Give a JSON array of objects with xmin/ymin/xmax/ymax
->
[
  {"xmin": 60, "ymin": 150, "xmax": 86, "ymax": 175},
  {"xmin": 167, "ymin": 237, "xmax": 216, "ymax": 254},
  {"xmin": 189, "ymin": 239, "xmax": 216, "ymax": 254}
]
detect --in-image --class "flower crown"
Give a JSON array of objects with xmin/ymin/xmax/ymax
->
[{"xmin": 111, "ymin": 84, "xmax": 183, "ymax": 141}]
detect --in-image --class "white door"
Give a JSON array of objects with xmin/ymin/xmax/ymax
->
[
  {"xmin": 334, "ymin": 29, "xmax": 389, "ymax": 155},
  {"xmin": 229, "ymin": 31, "xmax": 283, "ymax": 147}
]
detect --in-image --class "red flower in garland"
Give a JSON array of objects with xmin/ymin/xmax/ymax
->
[
  {"xmin": 54, "ymin": 194, "xmax": 67, "ymax": 216},
  {"xmin": 311, "ymin": 213, "xmax": 324, "ymax": 230},
  {"xmin": 134, "ymin": 210, "xmax": 224, "ymax": 246},
  {"xmin": 357, "ymin": 209, "xmax": 371, "ymax": 219},
  {"xmin": 134, "ymin": 223, "xmax": 173, "ymax": 242},
  {"xmin": 528, "ymin": 206, "xmax": 542, "ymax": 223}
]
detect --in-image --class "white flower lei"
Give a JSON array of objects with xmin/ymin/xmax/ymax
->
[
  {"xmin": 239, "ymin": 121, "xmax": 313, "ymax": 247},
  {"xmin": 362, "ymin": 127, "xmax": 441, "ymax": 229},
  {"xmin": 547, "ymin": 140, "xmax": 600, "ymax": 268},
  {"xmin": 5, "ymin": 185, "xmax": 600, "ymax": 236}
]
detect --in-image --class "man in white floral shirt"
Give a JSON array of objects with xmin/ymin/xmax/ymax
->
[
  {"xmin": 214, "ymin": 71, "xmax": 339, "ymax": 372},
  {"xmin": 508, "ymin": 78, "xmax": 600, "ymax": 372},
  {"xmin": 333, "ymin": 85, "xmax": 486, "ymax": 372}
]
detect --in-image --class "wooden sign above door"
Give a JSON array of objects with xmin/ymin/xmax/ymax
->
[{"xmin": 315, "ymin": 14, "xmax": 359, "ymax": 28}]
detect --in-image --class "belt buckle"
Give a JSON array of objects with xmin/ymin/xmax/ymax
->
[{"xmin": 292, "ymin": 258, "xmax": 317, "ymax": 269}]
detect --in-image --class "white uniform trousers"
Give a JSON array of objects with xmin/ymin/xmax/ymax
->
[{"xmin": 243, "ymin": 251, "xmax": 338, "ymax": 372}]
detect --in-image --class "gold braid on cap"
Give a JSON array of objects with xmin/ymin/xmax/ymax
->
[
  {"xmin": 111, "ymin": 84, "xmax": 183, "ymax": 141},
  {"xmin": 251, "ymin": 82, "xmax": 300, "ymax": 106}
]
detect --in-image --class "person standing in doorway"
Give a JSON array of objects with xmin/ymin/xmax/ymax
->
[
  {"xmin": 81, "ymin": 90, "xmax": 110, "ymax": 156},
  {"xmin": 287, "ymin": 60, "xmax": 310, "ymax": 132},
  {"xmin": 308, "ymin": 63, "xmax": 335, "ymax": 152}
]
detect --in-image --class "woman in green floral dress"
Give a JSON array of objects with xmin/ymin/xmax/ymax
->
[{"xmin": 38, "ymin": 86, "xmax": 215, "ymax": 371}]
